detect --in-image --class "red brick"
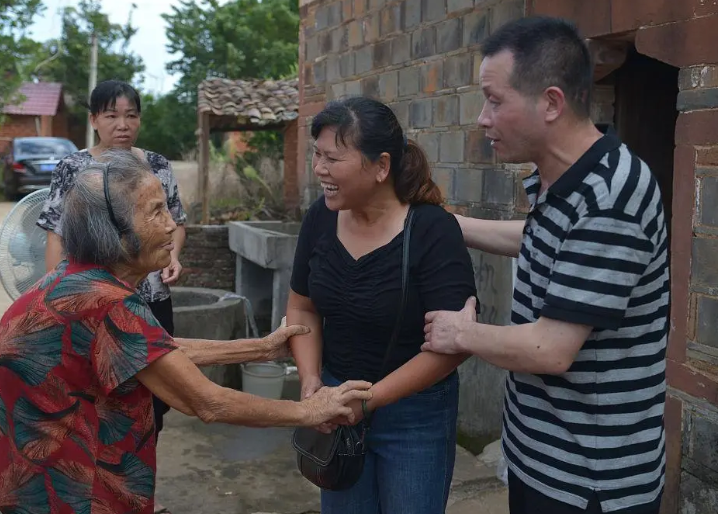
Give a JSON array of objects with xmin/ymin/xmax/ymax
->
[
  {"xmin": 421, "ymin": 61, "xmax": 442, "ymax": 93},
  {"xmin": 431, "ymin": 168, "xmax": 454, "ymax": 200},
  {"xmin": 363, "ymin": 13, "xmax": 380, "ymax": 43},
  {"xmin": 611, "ymin": 0, "xmax": 713, "ymax": 34},
  {"xmin": 667, "ymin": 360, "xmax": 718, "ymax": 406},
  {"xmin": 697, "ymin": 146, "xmax": 718, "ymax": 167},
  {"xmin": 0, "ymin": 115, "xmax": 38, "ymax": 140},
  {"xmin": 676, "ymin": 111, "xmax": 718, "ymax": 146},
  {"xmin": 466, "ymin": 130, "xmax": 494, "ymax": 165},
  {"xmin": 343, "ymin": 0, "xmax": 353, "ymax": 21},
  {"xmin": 298, "ymin": 100, "xmax": 326, "ymax": 117},
  {"xmin": 354, "ymin": 0, "xmax": 365, "ymax": 18},
  {"xmin": 348, "ymin": 20, "xmax": 363, "ymax": 47},
  {"xmin": 661, "ymin": 394, "xmax": 683, "ymax": 514},
  {"xmin": 283, "ymin": 120, "xmax": 300, "ymax": 211},
  {"xmin": 679, "ymin": 66, "xmax": 718, "ymax": 91},
  {"xmin": 636, "ymin": 15, "xmax": 718, "ymax": 68},
  {"xmin": 528, "ymin": 0, "xmax": 611, "ymax": 38},
  {"xmin": 687, "ymin": 293, "xmax": 697, "ymax": 342},
  {"xmin": 668, "ymin": 144, "xmax": 695, "ymax": 363}
]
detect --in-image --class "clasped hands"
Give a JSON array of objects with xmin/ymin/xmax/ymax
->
[{"xmin": 301, "ymin": 375, "xmax": 368, "ymax": 434}]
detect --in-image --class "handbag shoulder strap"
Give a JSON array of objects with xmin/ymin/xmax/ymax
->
[{"xmin": 377, "ymin": 206, "xmax": 416, "ymax": 382}]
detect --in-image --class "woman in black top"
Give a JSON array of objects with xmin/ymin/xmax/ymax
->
[{"xmin": 287, "ymin": 97, "xmax": 478, "ymax": 514}]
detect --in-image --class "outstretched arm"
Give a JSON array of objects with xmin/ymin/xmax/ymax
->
[
  {"xmin": 454, "ymin": 214, "xmax": 524, "ymax": 257},
  {"xmin": 174, "ymin": 324, "xmax": 308, "ymax": 367},
  {"xmin": 136, "ymin": 350, "xmax": 372, "ymax": 428}
]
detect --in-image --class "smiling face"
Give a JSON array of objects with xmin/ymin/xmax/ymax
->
[
  {"xmin": 477, "ymin": 50, "xmax": 546, "ymax": 164},
  {"xmin": 129, "ymin": 175, "xmax": 176, "ymax": 274},
  {"xmin": 312, "ymin": 127, "xmax": 390, "ymax": 211},
  {"xmin": 90, "ymin": 96, "xmax": 141, "ymax": 149}
]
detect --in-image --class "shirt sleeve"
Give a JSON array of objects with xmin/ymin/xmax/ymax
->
[
  {"xmin": 290, "ymin": 199, "xmax": 323, "ymax": 297},
  {"xmin": 541, "ymin": 210, "xmax": 654, "ymax": 330},
  {"xmin": 165, "ymin": 161, "xmax": 187, "ymax": 225},
  {"xmin": 92, "ymin": 294, "xmax": 179, "ymax": 394},
  {"xmin": 152, "ymin": 156, "xmax": 187, "ymax": 226},
  {"xmin": 415, "ymin": 207, "xmax": 479, "ymax": 314},
  {"xmin": 36, "ymin": 158, "xmax": 74, "ymax": 234}
]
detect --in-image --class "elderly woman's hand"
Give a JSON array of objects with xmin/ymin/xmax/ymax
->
[
  {"xmin": 301, "ymin": 381, "xmax": 373, "ymax": 426},
  {"xmin": 261, "ymin": 324, "xmax": 310, "ymax": 361}
]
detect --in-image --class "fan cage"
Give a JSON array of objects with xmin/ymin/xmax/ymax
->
[{"xmin": 0, "ymin": 188, "xmax": 50, "ymax": 300}]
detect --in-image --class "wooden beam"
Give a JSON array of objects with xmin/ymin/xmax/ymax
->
[{"xmin": 198, "ymin": 111, "xmax": 210, "ymax": 225}]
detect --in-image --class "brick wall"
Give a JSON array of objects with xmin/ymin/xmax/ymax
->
[
  {"xmin": 668, "ymin": 64, "xmax": 718, "ymax": 514},
  {"xmin": 0, "ymin": 112, "xmax": 70, "ymax": 146},
  {"xmin": 0, "ymin": 115, "xmax": 39, "ymax": 141},
  {"xmin": 283, "ymin": 119, "xmax": 300, "ymax": 211},
  {"xmin": 299, "ymin": 0, "xmax": 525, "ymax": 218},
  {"xmin": 176, "ymin": 225, "xmax": 235, "ymax": 292},
  {"xmin": 298, "ymin": 0, "xmax": 526, "ymax": 442}
]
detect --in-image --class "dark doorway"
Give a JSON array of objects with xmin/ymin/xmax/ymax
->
[{"xmin": 613, "ymin": 46, "xmax": 679, "ymax": 238}]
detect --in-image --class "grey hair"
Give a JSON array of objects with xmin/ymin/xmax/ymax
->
[{"xmin": 61, "ymin": 148, "xmax": 153, "ymax": 267}]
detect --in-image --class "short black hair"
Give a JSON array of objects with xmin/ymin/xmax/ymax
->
[
  {"xmin": 88, "ymin": 80, "xmax": 142, "ymax": 116},
  {"xmin": 481, "ymin": 16, "xmax": 593, "ymax": 119}
]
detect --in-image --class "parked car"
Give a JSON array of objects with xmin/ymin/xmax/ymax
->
[{"xmin": 2, "ymin": 137, "xmax": 78, "ymax": 199}]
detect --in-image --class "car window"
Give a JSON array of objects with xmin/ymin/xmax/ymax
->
[{"xmin": 15, "ymin": 139, "xmax": 77, "ymax": 157}]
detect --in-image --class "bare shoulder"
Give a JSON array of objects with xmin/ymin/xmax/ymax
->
[{"xmin": 130, "ymin": 146, "xmax": 149, "ymax": 163}]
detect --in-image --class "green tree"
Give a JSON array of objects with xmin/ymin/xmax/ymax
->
[
  {"xmin": 137, "ymin": 0, "xmax": 298, "ymax": 158},
  {"xmin": 0, "ymin": 0, "xmax": 44, "ymax": 114},
  {"xmin": 31, "ymin": 0, "xmax": 144, "ymax": 134},
  {"xmin": 163, "ymin": 0, "xmax": 299, "ymax": 99},
  {"xmin": 135, "ymin": 92, "xmax": 196, "ymax": 160}
]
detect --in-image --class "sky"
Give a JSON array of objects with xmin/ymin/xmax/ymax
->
[{"xmin": 28, "ymin": 0, "xmax": 212, "ymax": 95}]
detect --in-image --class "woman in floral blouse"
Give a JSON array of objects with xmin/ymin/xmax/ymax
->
[{"xmin": 36, "ymin": 79, "xmax": 186, "ymax": 514}]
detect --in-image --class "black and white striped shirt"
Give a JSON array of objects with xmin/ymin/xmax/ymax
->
[{"xmin": 503, "ymin": 129, "xmax": 669, "ymax": 512}]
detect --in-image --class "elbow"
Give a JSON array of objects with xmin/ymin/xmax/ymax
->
[
  {"xmin": 195, "ymin": 404, "xmax": 218, "ymax": 424},
  {"xmin": 534, "ymin": 349, "xmax": 574, "ymax": 375},
  {"xmin": 542, "ymin": 359, "xmax": 572, "ymax": 375}
]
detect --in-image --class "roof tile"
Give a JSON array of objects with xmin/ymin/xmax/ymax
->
[
  {"xmin": 3, "ymin": 82, "xmax": 63, "ymax": 116},
  {"xmin": 198, "ymin": 78, "xmax": 299, "ymax": 127}
]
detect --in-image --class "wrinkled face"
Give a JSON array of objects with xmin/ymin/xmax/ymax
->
[
  {"xmin": 477, "ymin": 50, "xmax": 545, "ymax": 164},
  {"xmin": 130, "ymin": 176, "xmax": 176, "ymax": 274},
  {"xmin": 90, "ymin": 96, "xmax": 141, "ymax": 149},
  {"xmin": 312, "ymin": 127, "xmax": 389, "ymax": 211}
]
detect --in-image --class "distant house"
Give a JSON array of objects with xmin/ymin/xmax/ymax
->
[{"xmin": 0, "ymin": 82, "xmax": 71, "ymax": 153}]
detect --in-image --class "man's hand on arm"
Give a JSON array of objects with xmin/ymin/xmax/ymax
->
[
  {"xmin": 423, "ymin": 300, "xmax": 592, "ymax": 375},
  {"xmin": 453, "ymin": 214, "xmax": 525, "ymax": 257}
]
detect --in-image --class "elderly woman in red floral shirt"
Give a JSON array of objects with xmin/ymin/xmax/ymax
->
[{"xmin": 0, "ymin": 149, "xmax": 371, "ymax": 514}]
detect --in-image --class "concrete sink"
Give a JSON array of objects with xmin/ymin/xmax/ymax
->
[{"xmin": 228, "ymin": 221, "xmax": 301, "ymax": 332}]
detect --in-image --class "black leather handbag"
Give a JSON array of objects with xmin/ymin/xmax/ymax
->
[{"xmin": 291, "ymin": 207, "xmax": 416, "ymax": 491}]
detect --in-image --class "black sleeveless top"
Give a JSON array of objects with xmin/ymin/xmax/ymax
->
[{"xmin": 290, "ymin": 197, "xmax": 478, "ymax": 382}]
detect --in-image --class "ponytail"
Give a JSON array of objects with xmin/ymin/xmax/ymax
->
[{"xmin": 394, "ymin": 139, "xmax": 443, "ymax": 205}]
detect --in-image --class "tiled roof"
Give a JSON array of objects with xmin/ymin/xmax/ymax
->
[
  {"xmin": 197, "ymin": 78, "xmax": 299, "ymax": 127},
  {"xmin": 3, "ymin": 82, "xmax": 63, "ymax": 116}
]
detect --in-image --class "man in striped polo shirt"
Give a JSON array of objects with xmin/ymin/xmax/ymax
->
[{"xmin": 422, "ymin": 16, "xmax": 669, "ymax": 514}]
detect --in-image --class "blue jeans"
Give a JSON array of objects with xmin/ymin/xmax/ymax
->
[{"xmin": 320, "ymin": 369, "xmax": 460, "ymax": 514}]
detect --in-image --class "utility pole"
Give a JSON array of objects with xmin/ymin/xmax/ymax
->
[{"xmin": 85, "ymin": 32, "xmax": 98, "ymax": 149}]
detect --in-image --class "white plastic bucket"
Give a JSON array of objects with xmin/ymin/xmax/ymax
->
[{"xmin": 241, "ymin": 362, "xmax": 286, "ymax": 399}]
